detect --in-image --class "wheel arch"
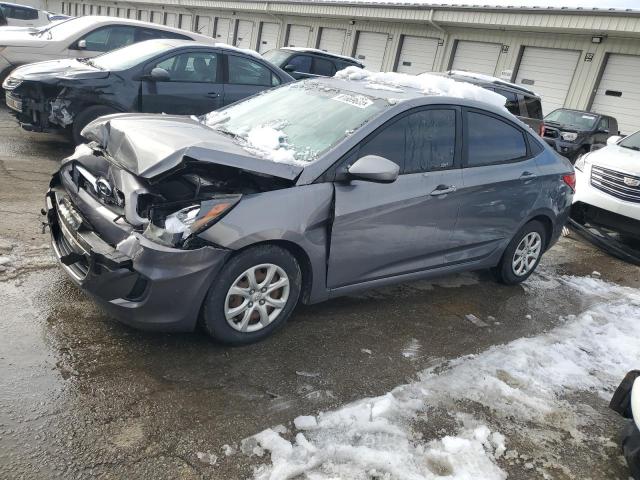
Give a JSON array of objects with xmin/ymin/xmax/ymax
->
[{"xmin": 526, "ymin": 213, "xmax": 554, "ymax": 249}]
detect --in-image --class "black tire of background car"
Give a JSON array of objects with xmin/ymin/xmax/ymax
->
[
  {"xmin": 71, "ymin": 105, "xmax": 118, "ymax": 145},
  {"xmin": 493, "ymin": 220, "xmax": 547, "ymax": 285},
  {"xmin": 201, "ymin": 244, "xmax": 302, "ymax": 345}
]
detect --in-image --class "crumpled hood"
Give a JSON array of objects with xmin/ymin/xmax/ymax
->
[
  {"xmin": 82, "ymin": 113, "xmax": 304, "ymax": 181},
  {"xmin": 10, "ymin": 58, "xmax": 109, "ymax": 82},
  {"xmin": 588, "ymin": 144, "xmax": 640, "ymax": 175}
]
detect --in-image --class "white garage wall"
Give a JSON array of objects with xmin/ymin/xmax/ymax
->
[
  {"xmin": 514, "ymin": 46, "xmax": 581, "ymax": 115},
  {"xmin": 286, "ymin": 25, "xmax": 311, "ymax": 48},
  {"xmin": 234, "ymin": 20, "xmax": 254, "ymax": 48},
  {"xmin": 214, "ymin": 18, "xmax": 232, "ymax": 44},
  {"xmin": 591, "ymin": 54, "xmax": 640, "ymax": 135}
]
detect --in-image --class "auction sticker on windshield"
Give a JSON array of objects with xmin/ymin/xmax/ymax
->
[{"xmin": 332, "ymin": 93, "xmax": 373, "ymax": 109}]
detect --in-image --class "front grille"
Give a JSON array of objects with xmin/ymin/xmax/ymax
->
[
  {"xmin": 590, "ymin": 165, "xmax": 640, "ymax": 204},
  {"xmin": 54, "ymin": 220, "xmax": 90, "ymax": 278}
]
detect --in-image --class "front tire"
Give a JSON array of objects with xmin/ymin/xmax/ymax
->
[
  {"xmin": 494, "ymin": 220, "xmax": 546, "ymax": 285},
  {"xmin": 71, "ymin": 105, "xmax": 118, "ymax": 145},
  {"xmin": 201, "ymin": 245, "xmax": 301, "ymax": 345}
]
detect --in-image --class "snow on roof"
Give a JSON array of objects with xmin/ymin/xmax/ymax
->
[
  {"xmin": 447, "ymin": 70, "xmax": 538, "ymax": 96},
  {"xmin": 335, "ymin": 66, "xmax": 507, "ymax": 110},
  {"xmin": 281, "ymin": 47, "xmax": 362, "ymax": 64}
]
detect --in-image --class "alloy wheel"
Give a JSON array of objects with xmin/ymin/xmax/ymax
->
[
  {"xmin": 224, "ymin": 263, "xmax": 290, "ymax": 333},
  {"xmin": 512, "ymin": 232, "xmax": 542, "ymax": 276}
]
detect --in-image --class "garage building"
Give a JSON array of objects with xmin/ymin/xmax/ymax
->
[{"xmin": 47, "ymin": 0, "xmax": 640, "ymax": 134}]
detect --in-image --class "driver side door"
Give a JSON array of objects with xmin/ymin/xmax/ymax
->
[
  {"xmin": 140, "ymin": 50, "xmax": 224, "ymax": 115},
  {"xmin": 327, "ymin": 107, "xmax": 462, "ymax": 289}
]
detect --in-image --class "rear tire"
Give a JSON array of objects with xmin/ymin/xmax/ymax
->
[
  {"xmin": 71, "ymin": 105, "xmax": 118, "ymax": 145},
  {"xmin": 201, "ymin": 245, "xmax": 301, "ymax": 345},
  {"xmin": 494, "ymin": 220, "xmax": 547, "ymax": 285}
]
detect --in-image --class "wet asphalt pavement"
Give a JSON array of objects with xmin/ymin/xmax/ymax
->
[{"xmin": 1, "ymin": 106, "xmax": 639, "ymax": 480}]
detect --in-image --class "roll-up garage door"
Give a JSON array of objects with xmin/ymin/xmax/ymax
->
[
  {"xmin": 286, "ymin": 25, "xmax": 310, "ymax": 47},
  {"xmin": 514, "ymin": 47, "xmax": 580, "ymax": 116},
  {"xmin": 451, "ymin": 41, "xmax": 501, "ymax": 76},
  {"xmin": 137, "ymin": 10, "xmax": 149, "ymax": 22},
  {"xmin": 215, "ymin": 18, "xmax": 232, "ymax": 44},
  {"xmin": 354, "ymin": 31, "xmax": 388, "ymax": 71},
  {"xmin": 258, "ymin": 22, "xmax": 279, "ymax": 53},
  {"xmin": 318, "ymin": 27, "xmax": 346, "ymax": 54},
  {"xmin": 396, "ymin": 35, "xmax": 439, "ymax": 74},
  {"xmin": 234, "ymin": 20, "xmax": 253, "ymax": 49},
  {"xmin": 591, "ymin": 54, "xmax": 640, "ymax": 135},
  {"xmin": 195, "ymin": 16, "xmax": 212, "ymax": 36},
  {"xmin": 164, "ymin": 13, "xmax": 177, "ymax": 28},
  {"xmin": 150, "ymin": 11, "xmax": 162, "ymax": 24}
]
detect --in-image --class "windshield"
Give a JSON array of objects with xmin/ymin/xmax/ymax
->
[
  {"xmin": 202, "ymin": 82, "xmax": 390, "ymax": 164},
  {"xmin": 91, "ymin": 40, "xmax": 174, "ymax": 71},
  {"xmin": 33, "ymin": 16, "xmax": 99, "ymax": 40},
  {"xmin": 261, "ymin": 49, "xmax": 291, "ymax": 67},
  {"xmin": 544, "ymin": 109, "xmax": 598, "ymax": 130},
  {"xmin": 618, "ymin": 131, "xmax": 640, "ymax": 151}
]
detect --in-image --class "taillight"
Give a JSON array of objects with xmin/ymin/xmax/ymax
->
[
  {"xmin": 562, "ymin": 173, "xmax": 576, "ymax": 192},
  {"xmin": 538, "ymin": 122, "xmax": 545, "ymax": 137}
]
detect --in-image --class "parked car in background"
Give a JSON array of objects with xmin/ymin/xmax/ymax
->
[
  {"xmin": 572, "ymin": 131, "xmax": 640, "ymax": 241},
  {"xmin": 3, "ymin": 39, "xmax": 292, "ymax": 143},
  {"xmin": 610, "ymin": 371, "xmax": 640, "ymax": 479},
  {"xmin": 440, "ymin": 70, "xmax": 545, "ymax": 135},
  {"xmin": 262, "ymin": 47, "xmax": 364, "ymax": 79},
  {"xmin": 0, "ymin": 15, "xmax": 215, "ymax": 83},
  {"xmin": 543, "ymin": 108, "xmax": 619, "ymax": 161},
  {"xmin": 0, "ymin": 2, "xmax": 50, "ymax": 28},
  {"xmin": 44, "ymin": 72, "xmax": 574, "ymax": 344}
]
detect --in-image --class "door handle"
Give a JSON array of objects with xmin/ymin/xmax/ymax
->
[
  {"xmin": 520, "ymin": 171, "xmax": 535, "ymax": 178},
  {"xmin": 430, "ymin": 184, "xmax": 457, "ymax": 196},
  {"xmin": 206, "ymin": 92, "xmax": 220, "ymax": 98}
]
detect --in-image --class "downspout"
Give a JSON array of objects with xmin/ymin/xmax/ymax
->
[{"xmin": 427, "ymin": 8, "xmax": 445, "ymax": 33}]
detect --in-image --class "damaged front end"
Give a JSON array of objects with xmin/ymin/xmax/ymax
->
[{"xmin": 45, "ymin": 115, "xmax": 300, "ymax": 331}]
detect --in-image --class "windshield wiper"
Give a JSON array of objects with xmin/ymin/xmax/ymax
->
[
  {"xmin": 214, "ymin": 126, "xmax": 239, "ymax": 139},
  {"xmin": 620, "ymin": 144, "xmax": 640, "ymax": 151}
]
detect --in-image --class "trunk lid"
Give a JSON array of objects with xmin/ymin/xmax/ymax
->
[{"xmin": 82, "ymin": 114, "xmax": 304, "ymax": 182}]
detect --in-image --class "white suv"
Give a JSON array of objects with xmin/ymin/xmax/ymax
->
[
  {"xmin": 573, "ymin": 132, "xmax": 640, "ymax": 239},
  {"xmin": 0, "ymin": 15, "xmax": 214, "ymax": 81},
  {"xmin": 0, "ymin": 2, "xmax": 51, "ymax": 28}
]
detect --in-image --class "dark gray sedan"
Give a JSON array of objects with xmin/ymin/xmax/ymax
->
[
  {"xmin": 45, "ymin": 75, "xmax": 575, "ymax": 344},
  {"xmin": 3, "ymin": 39, "xmax": 293, "ymax": 143}
]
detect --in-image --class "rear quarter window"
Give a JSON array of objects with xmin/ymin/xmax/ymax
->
[
  {"xmin": 494, "ymin": 88, "xmax": 520, "ymax": 117},
  {"xmin": 523, "ymin": 96, "xmax": 543, "ymax": 120},
  {"xmin": 466, "ymin": 111, "xmax": 528, "ymax": 166}
]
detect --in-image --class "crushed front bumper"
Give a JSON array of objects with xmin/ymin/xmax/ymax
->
[
  {"xmin": 611, "ymin": 371, "xmax": 640, "ymax": 479},
  {"xmin": 543, "ymin": 137, "xmax": 582, "ymax": 159},
  {"xmin": 45, "ymin": 175, "xmax": 230, "ymax": 331}
]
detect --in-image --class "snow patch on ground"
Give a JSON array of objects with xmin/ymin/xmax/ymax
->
[
  {"xmin": 0, "ymin": 237, "xmax": 54, "ymax": 279},
  {"xmin": 335, "ymin": 67, "xmax": 507, "ymax": 110},
  {"xmin": 240, "ymin": 275, "xmax": 640, "ymax": 479}
]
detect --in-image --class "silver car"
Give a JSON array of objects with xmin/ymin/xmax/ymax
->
[{"xmin": 45, "ymin": 77, "xmax": 575, "ymax": 344}]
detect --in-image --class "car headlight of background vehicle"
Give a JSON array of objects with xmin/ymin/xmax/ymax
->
[
  {"xmin": 560, "ymin": 131, "xmax": 578, "ymax": 142},
  {"xmin": 143, "ymin": 195, "xmax": 241, "ymax": 247},
  {"xmin": 2, "ymin": 76, "xmax": 22, "ymax": 90}
]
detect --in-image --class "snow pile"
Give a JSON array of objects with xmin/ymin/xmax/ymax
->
[
  {"xmin": 335, "ymin": 66, "xmax": 507, "ymax": 110},
  {"xmin": 243, "ymin": 126, "xmax": 298, "ymax": 164},
  {"xmin": 243, "ymin": 275, "xmax": 640, "ymax": 479}
]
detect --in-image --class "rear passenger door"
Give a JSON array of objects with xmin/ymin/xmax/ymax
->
[
  {"xmin": 447, "ymin": 108, "xmax": 542, "ymax": 265},
  {"xmin": 140, "ymin": 50, "xmax": 224, "ymax": 115},
  {"xmin": 327, "ymin": 107, "xmax": 462, "ymax": 288},
  {"xmin": 223, "ymin": 54, "xmax": 281, "ymax": 105}
]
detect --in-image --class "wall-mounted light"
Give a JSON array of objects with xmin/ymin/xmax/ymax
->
[
  {"xmin": 591, "ymin": 35, "xmax": 604, "ymax": 44},
  {"xmin": 349, "ymin": 19, "xmax": 355, "ymax": 25},
  {"xmin": 501, "ymin": 44, "xmax": 510, "ymax": 53}
]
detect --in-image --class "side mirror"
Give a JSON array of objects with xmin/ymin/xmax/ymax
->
[
  {"xmin": 598, "ymin": 129, "xmax": 609, "ymax": 134},
  {"xmin": 77, "ymin": 39, "xmax": 87, "ymax": 49},
  {"xmin": 607, "ymin": 135, "xmax": 623, "ymax": 146},
  {"xmin": 149, "ymin": 67, "xmax": 170, "ymax": 82},
  {"xmin": 283, "ymin": 64, "xmax": 296, "ymax": 72},
  {"xmin": 347, "ymin": 155, "xmax": 399, "ymax": 184}
]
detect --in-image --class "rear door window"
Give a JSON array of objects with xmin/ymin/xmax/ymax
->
[
  {"xmin": 137, "ymin": 27, "xmax": 192, "ymax": 42},
  {"xmin": 286, "ymin": 55, "xmax": 312, "ymax": 74},
  {"xmin": 494, "ymin": 88, "xmax": 520, "ymax": 116},
  {"xmin": 227, "ymin": 55, "xmax": 274, "ymax": 86},
  {"xmin": 154, "ymin": 51, "xmax": 220, "ymax": 83},
  {"xmin": 466, "ymin": 111, "xmax": 528, "ymax": 166},
  {"xmin": 312, "ymin": 57, "xmax": 336, "ymax": 76},
  {"xmin": 523, "ymin": 96, "xmax": 543, "ymax": 120}
]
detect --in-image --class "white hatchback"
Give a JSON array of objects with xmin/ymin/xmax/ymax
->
[
  {"xmin": 0, "ymin": 15, "xmax": 214, "ymax": 81},
  {"xmin": 573, "ymin": 132, "xmax": 640, "ymax": 238}
]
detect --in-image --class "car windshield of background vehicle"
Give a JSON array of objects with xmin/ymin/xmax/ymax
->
[
  {"xmin": 261, "ymin": 49, "xmax": 292, "ymax": 66},
  {"xmin": 202, "ymin": 82, "xmax": 390, "ymax": 164},
  {"xmin": 618, "ymin": 131, "xmax": 640, "ymax": 151},
  {"xmin": 544, "ymin": 109, "xmax": 598, "ymax": 130},
  {"xmin": 91, "ymin": 40, "xmax": 174, "ymax": 70}
]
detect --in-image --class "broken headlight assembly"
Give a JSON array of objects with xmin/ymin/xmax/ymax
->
[
  {"xmin": 560, "ymin": 131, "xmax": 578, "ymax": 142},
  {"xmin": 143, "ymin": 195, "xmax": 241, "ymax": 248}
]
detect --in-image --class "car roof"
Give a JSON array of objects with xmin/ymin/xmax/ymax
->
[
  {"xmin": 0, "ymin": 1, "xmax": 39, "ymax": 9},
  {"xmin": 443, "ymin": 70, "xmax": 539, "ymax": 97},
  {"xmin": 138, "ymin": 38, "xmax": 266, "ymax": 59},
  {"xmin": 311, "ymin": 75, "xmax": 511, "ymax": 119},
  {"xmin": 280, "ymin": 47, "xmax": 364, "ymax": 66}
]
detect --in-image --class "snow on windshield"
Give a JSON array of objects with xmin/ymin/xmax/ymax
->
[
  {"xmin": 227, "ymin": 272, "xmax": 640, "ymax": 479},
  {"xmin": 336, "ymin": 66, "xmax": 508, "ymax": 110}
]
